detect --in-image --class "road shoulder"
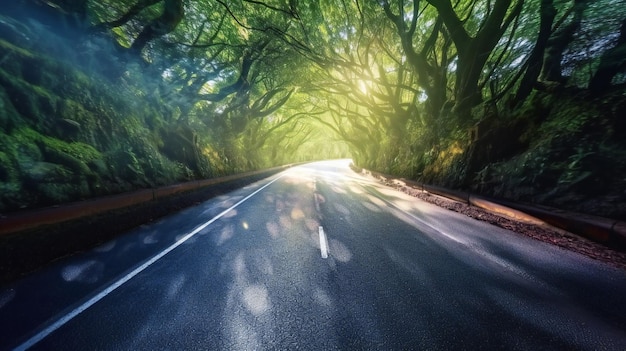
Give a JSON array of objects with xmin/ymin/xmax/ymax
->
[{"xmin": 357, "ymin": 168, "xmax": 626, "ymax": 271}]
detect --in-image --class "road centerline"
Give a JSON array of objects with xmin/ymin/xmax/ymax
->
[
  {"xmin": 12, "ymin": 174, "xmax": 285, "ymax": 351},
  {"xmin": 319, "ymin": 226, "xmax": 329, "ymax": 259}
]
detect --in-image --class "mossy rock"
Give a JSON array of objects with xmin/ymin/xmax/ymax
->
[
  {"xmin": 17, "ymin": 141, "xmax": 44, "ymax": 163},
  {"xmin": 0, "ymin": 30, "xmax": 36, "ymax": 52},
  {"xmin": 2, "ymin": 130, "xmax": 45, "ymax": 181},
  {"xmin": 23, "ymin": 161, "xmax": 72, "ymax": 183},
  {"xmin": 0, "ymin": 69, "xmax": 58, "ymax": 129},
  {"xmin": 11, "ymin": 127, "xmax": 102, "ymax": 177},
  {"xmin": 41, "ymin": 143, "xmax": 88, "ymax": 173},
  {"xmin": 25, "ymin": 128, "xmax": 100, "ymax": 159},
  {"xmin": 36, "ymin": 182, "xmax": 78, "ymax": 205},
  {"xmin": 0, "ymin": 39, "xmax": 34, "ymax": 79},
  {"xmin": 57, "ymin": 99, "xmax": 100, "ymax": 142}
]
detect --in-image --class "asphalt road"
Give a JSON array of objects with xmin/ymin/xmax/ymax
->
[{"xmin": 1, "ymin": 160, "xmax": 626, "ymax": 350}]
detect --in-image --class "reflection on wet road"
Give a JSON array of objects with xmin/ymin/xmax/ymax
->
[{"xmin": 2, "ymin": 160, "xmax": 626, "ymax": 350}]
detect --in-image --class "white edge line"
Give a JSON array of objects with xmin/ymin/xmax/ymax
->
[
  {"xmin": 319, "ymin": 226, "xmax": 328, "ymax": 259},
  {"xmin": 365, "ymin": 188, "xmax": 446, "ymax": 237},
  {"xmin": 13, "ymin": 174, "xmax": 285, "ymax": 351}
]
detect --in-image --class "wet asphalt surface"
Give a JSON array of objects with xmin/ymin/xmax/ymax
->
[{"xmin": 1, "ymin": 160, "xmax": 626, "ymax": 350}]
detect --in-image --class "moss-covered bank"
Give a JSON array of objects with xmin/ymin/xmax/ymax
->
[
  {"xmin": 0, "ymin": 16, "xmax": 226, "ymax": 212},
  {"xmin": 415, "ymin": 88, "xmax": 626, "ymax": 221}
]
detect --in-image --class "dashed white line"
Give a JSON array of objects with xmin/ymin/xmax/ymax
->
[
  {"xmin": 319, "ymin": 226, "xmax": 329, "ymax": 259},
  {"xmin": 314, "ymin": 193, "xmax": 321, "ymax": 212},
  {"xmin": 13, "ymin": 174, "xmax": 284, "ymax": 351}
]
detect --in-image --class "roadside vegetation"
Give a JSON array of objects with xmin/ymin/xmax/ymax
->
[{"xmin": 0, "ymin": 0, "xmax": 624, "ymax": 219}]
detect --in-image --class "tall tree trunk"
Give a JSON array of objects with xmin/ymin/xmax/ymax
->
[
  {"xmin": 589, "ymin": 17, "xmax": 626, "ymax": 93},
  {"xmin": 513, "ymin": 0, "xmax": 556, "ymax": 106},
  {"xmin": 92, "ymin": 0, "xmax": 161, "ymax": 32},
  {"xmin": 382, "ymin": 2, "xmax": 447, "ymax": 124},
  {"xmin": 427, "ymin": 0, "xmax": 524, "ymax": 123},
  {"xmin": 130, "ymin": 0, "xmax": 185, "ymax": 54},
  {"xmin": 540, "ymin": 0, "xmax": 588, "ymax": 82}
]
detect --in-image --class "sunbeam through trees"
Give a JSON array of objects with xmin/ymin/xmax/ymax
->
[{"xmin": 1, "ymin": 0, "xmax": 625, "ymax": 219}]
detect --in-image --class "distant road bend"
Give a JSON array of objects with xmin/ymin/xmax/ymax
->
[{"xmin": 1, "ymin": 160, "xmax": 625, "ymax": 350}]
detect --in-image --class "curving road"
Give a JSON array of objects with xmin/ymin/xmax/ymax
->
[{"xmin": 1, "ymin": 160, "xmax": 626, "ymax": 350}]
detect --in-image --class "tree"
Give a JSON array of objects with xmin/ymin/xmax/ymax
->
[
  {"xmin": 540, "ymin": 0, "xmax": 589, "ymax": 82},
  {"xmin": 92, "ymin": 0, "xmax": 184, "ymax": 54},
  {"xmin": 423, "ymin": 0, "xmax": 524, "ymax": 120},
  {"xmin": 589, "ymin": 17, "xmax": 626, "ymax": 92},
  {"xmin": 382, "ymin": 1, "xmax": 449, "ymax": 125},
  {"xmin": 512, "ymin": 0, "xmax": 556, "ymax": 105},
  {"xmin": 17, "ymin": 0, "xmax": 625, "ymax": 180}
]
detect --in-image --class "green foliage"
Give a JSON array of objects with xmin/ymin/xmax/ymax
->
[
  {"xmin": 1, "ymin": 0, "xmax": 624, "ymax": 217},
  {"xmin": 0, "ymin": 150, "xmax": 17, "ymax": 182},
  {"xmin": 17, "ymin": 128, "xmax": 102, "ymax": 162},
  {"xmin": 472, "ymin": 89, "xmax": 626, "ymax": 217},
  {"xmin": 0, "ymin": 86, "xmax": 22, "ymax": 132},
  {"xmin": 0, "ymin": 126, "xmax": 98, "ymax": 208}
]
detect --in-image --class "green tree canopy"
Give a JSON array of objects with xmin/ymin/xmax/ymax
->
[{"xmin": 19, "ymin": 0, "xmax": 626, "ymax": 175}]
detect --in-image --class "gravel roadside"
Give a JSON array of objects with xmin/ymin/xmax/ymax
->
[{"xmin": 365, "ymin": 171, "xmax": 626, "ymax": 271}]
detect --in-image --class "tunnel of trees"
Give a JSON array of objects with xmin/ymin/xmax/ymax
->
[{"xmin": 0, "ymin": 0, "xmax": 625, "ymax": 219}]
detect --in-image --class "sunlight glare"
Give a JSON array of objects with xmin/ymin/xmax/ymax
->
[
  {"xmin": 358, "ymin": 79, "xmax": 368, "ymax": 94},
  {"xmin": 243, "ymin": 285, "xmax": 269, "ymax": 316}
]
